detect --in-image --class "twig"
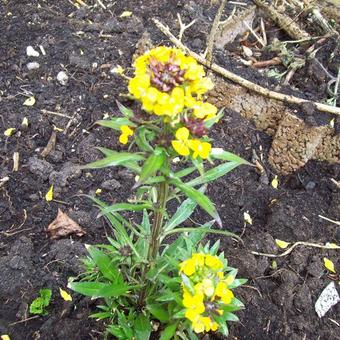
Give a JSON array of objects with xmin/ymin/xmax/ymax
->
[
  {"xmin": 243, "ymin": 21, "xmax": 265, "ymax": 47},
  {"xmin": 152, "ymin": 18, "xmax": 340, "ymax": 115},
  {"xmin": 206, "ymin": 0, "xmax": 228, "ymax": 64},
  {"xmin": 318, "ymin": 215, "xmax": 340, "ymax": 226},
  {"xmin": 252, "ymin": 57, "xmax": 281, "ymax": 68},
  {"xmin": 95, "ymin": 0, "xmax": 106, "ymax": 10},
  {"xmin": 41, "ymin": 109, "xmax": 73, "ymax": 119},
  {"xmin": 41, "ymin": 131, "xmax": 57, "ymax": 157},
  {"xmin": 251, "ymin": 241, "xmax": 340, "ymax": 258},
  {"xmin": 177, "ymin": 14, "xmax": 196, "ymax": 42},
  {"xmin": 9, "ymin": 315, "xmax": 40, "ymax": 326}
]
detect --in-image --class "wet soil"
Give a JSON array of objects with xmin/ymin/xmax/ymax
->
[{"xmin": 0, "ymin": 1, "xmax": 339, "ymax": 339}]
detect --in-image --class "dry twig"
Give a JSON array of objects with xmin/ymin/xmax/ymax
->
[
  {"xmin": 177, "ymin": 14, "xmax": 196, "ymax": 42},
  {"xmin": 153, "ymin": 18, "xmax": 340, "ymax": 115}
]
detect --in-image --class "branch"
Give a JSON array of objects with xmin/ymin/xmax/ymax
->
[{"xmin": 152, "ymin": 18, "xmax": 340, "ymax": 115}]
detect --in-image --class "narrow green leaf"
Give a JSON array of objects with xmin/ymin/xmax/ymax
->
[
  {"xmin": 147, "ymin": 304, "xmax": 169, "ymax": 322},
  {"xmin": 81, "ymin": 152, "xmax": 145, "ymax": 169},
  {"xmin": 174, "ymin": 167, "xmax": 196, "ymax": 178},
  {"xmin": 141, "ymin": 209, "xmax": 151, "ymax": 234},
  {"xmin": 170, "ymin": 179, "xmax": 221, "ymax": 227},
  {"xmin": 225, "ymin": 312, "xmax": 239, "ymax": 322},
  {"xmin": 96, "ymin": 117, "xmax": 136, "ymax": 130},
  {"xmin": 68, "ymin": 282, "xmax": 107, "ymax": 296},
  {"xmin": 135, "ymin": 127, "xmax": 154, "ymax": 152},
  {"xmin": 116, "ymin": 100, "xmax": 134, "ymax": 117},
  {"xmin": 134, "ymin": 314, "xmax": 151, "ymax": 340},
  {"xmin": 187, "ymin": 162, "xmax": 240, "ymax": 187},
  {"xmin": 100, "ymin": 202, "xmax": 153, "ymax": 215},
  {"xmin": 134, "ymin": 147, "xmax": 165, "ymax": 187},
  {"xmin": 86, "ymin": 246, "xmax": 121, "ymax": 282},
  {"xmin": 204, "ymin": 108, "xmax": 225, "ymax": 128},
  {"xmin": 210, "ymin": 148, "xmax": 250, "ymax": 165},
  {"xmin": 160, "ymin": 323, "xmax": 178, "ymax": 340},
  {"xmin": 164, "ymin": 186, "xmax": 205, "ymax": 232}
]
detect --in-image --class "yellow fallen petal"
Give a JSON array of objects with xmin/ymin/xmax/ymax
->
[
  {"xmin": 53, "ymin": 126, "xmax": 64, "ymax": 132},
  {"xmin": 275, "ymin": 239, "xmax": 290, "ymax": 249},
  {"xmin": 325, "ymin": 242, "xmax": 338, "ymax": 249},
  {"xmin": 95, "ymin": 188, "xmax": 102, "ymax": 195},
  {"xmin": 271, "ymin": 175, "xmax": 279, "ymax": 189},
  {"xmin": 111, "ymin": 65, "xmax": 124, "ymax": 75},
  {"xmin": 330, "ymin": 118, "xmax": 335, "ymax": 128},
  {"xmin": 23, "ymin": 96, "xmax": 36, "ymax": 106},
  {"xmin": 120, "ymin": 11, "xmax": 132, "ymax": 18},
  {"xmin": 59, "ymin": 288, "xmax": 72, "ymax": 301},
  {"xmin": 45, "ymin": 185, "xmax": 54, "ymax": 202},
  {"xmin": 1, "ymin": 335, "xmax": 11, "ymax": 340},
  {"xmin": 4, "ymin": 128, "xmax": 15, "ymax": 137},
  {"xmin": 22, "ymin": 117, "xmax": 29, "ymax": 127},
  {"xmin": 323, "ymin": 257, "xmax": 336, "ymax": 273},
  {"xmin": 243, "ymin": 211, "xmax": 252, "ymax": 225}
]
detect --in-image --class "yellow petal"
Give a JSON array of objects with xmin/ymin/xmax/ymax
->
[
  {"xmin": 271, "ymin": 175, "xmax": 279, "ymax": 189},
  {"xmin": 1, "ymin": 335, "xmax": 10, "ymax": 340},
  {"xmin": 59, "ymin": 288, "xmax": 72, "ymax": 301},
  {"xmin": 243, "ymin": 211, "xmax": 252, "ymax": 225},
  {"xmin": 23, "ymin": 96, "xmax": 36, "ymax": 106},
  {"xmin": 172, "ymin": 140, "xmax": 190, "ymax": 156},
  {"xmin": 4, "ymin": 128, "xmax": 15, "ymax": 137},
  {"xmin": 95, "ymin": 188, "xmax": 102, "ymax": 195},
  {"xmin": 111, "ymin": 65, "xmax": 124, "ymax": 75},
  {"xmin": 325, "ymin": 242, "xmax": 339, "ymax": 249},
  {"xmin": 119, "ymin": 133, "xmax": 129, "ymax": 145},
  {"xmin": 275, "ymin": 239, "xmax": 290, "ymax": 249},
  {"xmin": 120, "ymin": 11, "xmax": 132, "ymax": 17},
  {"xmin": 22, "ymin": 117, "xmax": 29, "ymax": 127},
  {"xmin": 45, "ymin": 185, "xmax": 54, "ymax": 202},
  {"xmin": 120, "ymin": 125, "xmax": 133, "ymax": 136},
  {"xmin": 175, "ymin": 127, "xmax": 190, "ymax": 141},
  {"xmin": 323, "ymin": 257, "xmax": 336, "ymax": 273}
]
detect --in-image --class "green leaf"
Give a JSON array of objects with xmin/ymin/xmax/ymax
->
[
  {"xmin": 160, "ymin": 323, "xmax": 178, "ymax": 340},
  {"xmin": 68, "ymin": 281, "xmax": 130, "ymax": 298},
  {"xmin": 141, "ymin": 209, "xmax": 151, "ymax": 235},
  {"xmin": 204, "ymin": 108, "xmax": 225, "ymax": 128},
  {"xmin": 100, "ymin": 202, "xmax": 153, "ymax": 216},
  {"xmin": 81, "ymin": 152, "xmax": 145, "ymax": 169},
  {"xmin": 86, "ymin": 246, "xmax": 122, "ymax": 282},
  {"xmin": 90, "ymin": 312, "xmax": 112, "ymax": 320},
  {"xmin": 228, "ymin": 278, "xmax": 247, "ymax": 289},
  {"xmin": 135, "ymin": 127, "xmax": 154, "ymax": 152},
  {"xmin": 134, "ymin": 313, "xmax": 151, "ymax": 340},
  {"xmin": 96, "ymin": 117, "xmax": 136, "ymax": 130},
  {"xmin": 29, "ymin": 289, "xmax": 52, "ymax": 316},
  {"xmin": 164, "ymin": 186, "xmax": 205, "ymax": 232},
  {"xmin": 174, "ymin": 167, "xmax": 196, "ymax": 178},
  {"xmin": 170, "ymin": 179, "xmax": 221, "ymax": 227},
  {"xmin": 147, "ymin": 304, "xmax": 169, "ymax": 322},
  {"xmin": 134, "ymin": 147, "xmax": 166, "ymax": 187},
  {"xmin": 210, "ymin": 148, "xmax": 250, "ymax": 165},
  {"xmin": 40, "ymin": 289, "xmax": 52, "ymax": 305},
  {"xmin": 187, "ymin": 162, "xmax": 240, "ymax": 187},
  {"xmin": 116, "ymin": 100, "xmax": 134, "ymax": 117},
  {"xmin": 225, "ymin": 312, "xmax": 239, "ymax": 322}
]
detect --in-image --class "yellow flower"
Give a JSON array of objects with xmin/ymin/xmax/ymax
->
[
  {"xmin": 180, "ymin": 258, "xmax": 196, "ymax": 276},
  {"xmin": 191, "ymin": 315, "xmax": 205, "ymax": 333},
  {"xmin": 172, "ymin": 127, "xmax": 191, "ymax": 156},
  {"xmin": 187, "ymin": 140, "xmax": 211, "ymax": 159},
  {"xmin": 191, "ymin": 315, "xmax": 218, "ymax": 333},
  {"xmin": 192, "ymin": 253, "xmax": 205, "ymax": 267},
  {"xmin": 119, "ymin": 125, "xmax": 134, "ymax": 145},
  {"xmin": 190, "ymin": 77, "xmax": 214, "ymax": 95},
  {"xmin": 205, "ymin": 254, "xmax": 223, "ymax": 271},
  {"xmin": 201, "ymin": 278, "xmax": 214, "ymax": 297},
  {"xmin": 193, "ymin": 102, "xmax": 218, "ymax": 120},
  {"xmin": 128, "ymin": 74, "xmax": 150, "ymax": 99},
  {"xmin": 215, "ymin": 282, "xmax": 234, "ymax": 304},
  {"xmin": 183, "ymin": 292, "xmax": 205, "ymax": 321}
]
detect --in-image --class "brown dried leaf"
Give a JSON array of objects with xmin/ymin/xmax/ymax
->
[{"xmin": 47, "ymin": 209, "xmax": 85, "ymax": 239}]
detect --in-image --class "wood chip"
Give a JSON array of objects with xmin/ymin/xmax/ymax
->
[
  {"xmin": 13, "ymin": 152, "xmax": 19, "ymax": 172},
  {"xmin": 47, "ymin": 209, "xmax": 86, "ymax": 239},
  {"xmin": 41, "ymin": 131, "xmax": 57, "ymax": 157}
]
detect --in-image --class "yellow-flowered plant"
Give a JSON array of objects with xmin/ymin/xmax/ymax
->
[
  {"xmin": 178, "ymin": 252, "xmax": 245, "ymax": 335},
  {"xmin": 70, "ymin": 46, "xmax": 249, "ymax": 340}
]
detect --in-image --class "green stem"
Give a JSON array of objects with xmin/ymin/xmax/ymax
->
[{"xmin": 138, "ymin": 180, "xmax": 169, "ymax": 306}]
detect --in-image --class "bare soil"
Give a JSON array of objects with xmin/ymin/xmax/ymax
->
[{"xmin": 0, "ymin": 1, "xmax": 339, "ymax": 339}]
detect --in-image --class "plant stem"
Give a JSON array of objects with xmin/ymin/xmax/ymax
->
[{"xmin": 138, "ymin": 180, "xmax": 169, "ymax": 306}]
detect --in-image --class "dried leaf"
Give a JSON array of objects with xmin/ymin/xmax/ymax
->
[
  {"xmin": 323, "ymin": 257, "xmax": 336, "ymax": 273},
  {"xmin": 41, "ymin": 131, "xmax": 57, "ymax": 157},
  {"xmin": 243, "ymin": 211, "xmax": 252, "ymax": 225},
  {"xmin": 59, "ymin": 288, "xmax": 72, "ymax": 301},
  {"xmin": 45, "ymin": 185, "xmax": 54, "ymax": 202},
  {"xmin": 275, "ymin": 239, "xmax": 290, "ymax": 249},
  {"xmin": 271, "ymin": 175, "xmax": 279, "ymax": 189},
  {"xmin": 4, "ymin": 128, "xmax": 15, "ymax": 137},
  {"xmin": 47, "ymin": 209, "xmax": 86, "ymax": 239},
  {"xmin": 120, "ymin": 11, "xmax": 132, "ymax": 18},
  {"xmin": 23, "ymin": 96, "xmax": 36, "ymax": 106}
]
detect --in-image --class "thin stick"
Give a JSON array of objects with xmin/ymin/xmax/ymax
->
[
  {"xmin": 153, "ymin": 18, "xmax": 340, "ymax": 115},
  {"xmin": 243, "ymin": 21, "xmax": 265, "ymax": 47},
  {"xmin": 206, "ymin": 0, "xmax": 227, "ymax": 64},
  {"xmin": 9, "ymin": 315, "xmax": 39, "ymax": 326},
  {"xmin": 251, "ymin": 241, "xmax": 340, "ymax": 258},
  {"xmin": 41, "ymin": 109, "xmax": 73, "ymax": 119},
  {"xmin": 177, "ymin": 14, "xmax": 196, "ymax": 42},
  {"xmin": 95, "ymin": 0, "xmax": 106, "ymax": 10},
  {"xmin": 318, "ymin": 215, "xmax": 340, "ymax": 226}
]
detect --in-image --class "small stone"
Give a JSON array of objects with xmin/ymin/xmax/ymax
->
[
  {"xmin": 57, "ymin": 71, "xmax": 69, "ymax": 86},
  {"xmin": 101, "ymin": 178, "xmax": 121, "ymax": 191},
  {"xmin": 28, "ymin": 157, "xmax": 54, "ymax": 181},
  {"xmin": 26, "ymin": 45, "xmax": 40, "ymax": 57},
  {"xmin": 305, "ymin": 181, "xmax": 316, "ymax": 190},
  {"xmin": 26, "ymin": 62, "xmax": 40, "ymax": 70}
]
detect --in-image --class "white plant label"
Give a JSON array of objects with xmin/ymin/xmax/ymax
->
[{"xmin": 315, "ymin": 282, "xmax": 340, "ymax": 318}]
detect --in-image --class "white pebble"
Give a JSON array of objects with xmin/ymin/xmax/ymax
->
[
  {"xmin": 39, "ymin": 45, "xmax": 46, "ymax": 56},
  {"xmin": 57, "ymin": 71, "xmax": 69, "ymax": 86},
  {"xmin": 26, "ymin": 46, "xmax": 40, "ymax": 57},
  {"xmin": 26, "ymin": 62, "xmax": 40, "ymax": 70}
]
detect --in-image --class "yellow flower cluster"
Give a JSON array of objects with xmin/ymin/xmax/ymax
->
[
  {"xmin": 179, "ymin": 253, "xmax": 235, "ymax": 334},
  {"xmin": 128, "ymin": 46, "xmax": 216, "ymax": 119},
  {"xmin": 171, "ymin": 127, "xmax": 211, "ymax": 159}
]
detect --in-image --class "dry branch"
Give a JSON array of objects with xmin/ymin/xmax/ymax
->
[{"xmin": 153, "ymin": 18, "xmax": 340, "ymax": 115}]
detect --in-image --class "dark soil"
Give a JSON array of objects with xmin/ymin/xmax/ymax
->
[{"xmin": 0, "ymin": 1, "xmax": 339, "ymax": 339}]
